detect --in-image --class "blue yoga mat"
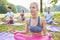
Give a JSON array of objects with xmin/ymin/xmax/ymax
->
[
  {"xmin": 47, "ymin": 26, "xmax": 60, "ymax": 32},
  {"xmin": 0, "ymin": 32, "xmax": 15, "ymax": 40}
]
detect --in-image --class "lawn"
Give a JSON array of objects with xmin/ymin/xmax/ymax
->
[{"xmin": 0, "ymin": 13, "xmax": 60, "ymax": 40}]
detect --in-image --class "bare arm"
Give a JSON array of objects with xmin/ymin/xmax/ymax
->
[
  {"xmin": 10, "ymin": 15, "xmax": 14, "ymax": 20},
  {"xmin": 51, "ymin": 16, "xmax": 54, "ymax": 20},
  {"xmin": 44, "ymin": 15, "xmax": 46, "ymax": 19},
  {"xmin": 42, "ymin": 19, "xmax": 47, "ymax": 35},
  {"xmin": 3, "ymin": 15, "xmax": 7, "ymax": 19},
  {"xmin": 17, "ymin": 13, "xmax": 21, "ymax": 18},
  {"xmin": 10, "ymin": 19, "xmax": 29, "ymax": 34},
  {"xmin": 17, "ymin": 15, "xmax": 20, "ymax": 18},
  {"xmin": 19, "ymin": 20, "xmax": 29, "ymax": 34}
]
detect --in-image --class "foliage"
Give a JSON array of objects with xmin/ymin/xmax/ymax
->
[{"xmin": 0, "ymin": 0, "xmax": 18, "ymax": 13}]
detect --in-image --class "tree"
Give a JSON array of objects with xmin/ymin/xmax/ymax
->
[
  {"xmin": 8, "ymin": 3, "xmax": 18, "ymax": 13},
  {"xmin": 40, "ymin": 0, "xmax": 58, "ymax": 13},
  {"xmin": 50, "ymin": 0, "xmax": 58, "ymax": 4},
  {"xmin": 16, "ymin": 5, "xmax": 29, "ymax": 13},
  {"xmin": 0, "ymin": 0, "xmax": 7, "ymax": 5},
  {"xmin": 0, "ymin": 0, "xmax": 18, "ymax": 14},
  {"xmin": 50, "ymin": 0, "xmax": 58, "ymax": 11},
  {"xmin": 40, "ymin": 0, "xmax": 43, "ymax": 13},
  {"xmin": 0, "ymin": 0, "xmax": 7, "ymax": 13},
  {"xmin": 50, "ymin": 0, "xmax": 58, "ymax": 8}
]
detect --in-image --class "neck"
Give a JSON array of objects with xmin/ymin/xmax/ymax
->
[
  {"xmin": 48, "ymin": 11, "xmax": 50, "ymax": 14},
  {"xmin": 8, "ymin": 11, "xmax": 11, "ymax": 13},
  {"xmin": 31, "ymin": 14, "xmax": 38, "ymax": 19}
]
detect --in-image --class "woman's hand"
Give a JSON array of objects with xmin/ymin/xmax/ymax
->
[
  {"xmin": 9, "ymin": 29, "xmax": 27, "ymax": 34},
  {"xmin": 49, "ymin": 32, "xmax": 54, "ymax": 38},
  {"xmin": 10, "ymin": 29, "xmax": 16, "ymax": 34},
  {"xmin": 44, "ymin": 32, "xmax": 54, "ymax": 38}
]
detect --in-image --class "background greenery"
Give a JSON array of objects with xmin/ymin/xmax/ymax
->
[
  {"xmin": 0, "ymin": 0, "xmax": 60, "ymax": 40},
  {"xmin": 0, "ymin": 0, "xmax": 29, "ymax": 14},
  {"xmin": 0, "ymin": 13, "xmax": 60, "ymax": 40}
]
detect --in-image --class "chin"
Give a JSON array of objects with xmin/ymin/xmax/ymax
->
[
  {"xmin": 32, "ymin": 14, "xmax": 36, "ymax": 16},
  {"xmin": 31, "ymin": 13, "xmax": 35, "ymax": 15}
]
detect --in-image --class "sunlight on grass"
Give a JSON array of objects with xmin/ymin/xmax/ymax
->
[{"xmin": 0, "ymin": 13, "xmax": 60, "ymax": 40}]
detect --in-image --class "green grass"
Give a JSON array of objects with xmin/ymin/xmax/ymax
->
[{"xmin": 0, "ymin": 13, "xmax": 60, "ymax": 40}]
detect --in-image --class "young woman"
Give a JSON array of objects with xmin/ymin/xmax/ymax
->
[
  {"xmin": 10, "ymin": 2, "xmax": 53, "ymax": 40},
  {"xmin": 17, "ymin": 9, "xmax": 25, "ymax": 21}
]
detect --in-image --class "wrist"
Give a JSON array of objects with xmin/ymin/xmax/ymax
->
[{"xmin": 44, "ymin": 32, "xmax": 48, "ymax": 36}]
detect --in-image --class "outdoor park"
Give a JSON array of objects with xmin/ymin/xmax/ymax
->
[{"xmin": 0, "ymin": 0, "xmax": 60, "ymax": 40}]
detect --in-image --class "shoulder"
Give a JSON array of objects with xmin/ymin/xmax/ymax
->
[
  {"xmin": 44, "ymin": 12, "xmax": 47, "ymax": 16},
  {"xmin": 25, "ymin": 18, "xmax": 29, "ymax": 23},
  {"xmin": 5, "ymin": 12, "xmax": 9, "ymax": 15},
  {"xmin": 50, "ymin": 12, "xmax": 54, "ymax": 16},
  {"xmin": 25, "ymin": 17, "xmax": 31, "ymax": 23},
  {"xmin": 11, "ymin": 12, "xmax": 14, "ymax": 14},
  {"xmin": 11, "ymin": 12, "xmax": 14, "ymax": 15},
  {"xmin": 40, "ymin": 17, "xmax": 46, "ymax": 23}
]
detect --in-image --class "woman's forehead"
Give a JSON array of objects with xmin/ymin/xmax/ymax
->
[
  {"xmin": 30, "ymin": 2, "xmax": 38, "ymax": 6},
  {"xmin": 30, "ymin": 4, "xmax": 38, "ymax": 8},
  {"xmin": 30, "ymin": 4, "xmax": 36, "ymax": 7},
  {"xmin": 30, "ymin": 2, "xmax": 38, "ymax": 8}
]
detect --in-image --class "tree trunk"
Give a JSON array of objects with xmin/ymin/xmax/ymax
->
[{"xmin": 40, "ymin": 0, "xmax": 43, "ymax": 13}]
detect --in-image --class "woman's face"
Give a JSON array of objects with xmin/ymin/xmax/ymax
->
[{"xmin": 30, "ymin": 3, "xmax": 38, "ymax": 15}]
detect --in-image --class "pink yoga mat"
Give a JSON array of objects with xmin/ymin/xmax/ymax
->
[{"xmin": 14, "ymin": 32, "xmax": 52, "ymax": 40}]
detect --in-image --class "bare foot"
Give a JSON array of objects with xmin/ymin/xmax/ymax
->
[
  {"xmin": 59, "ymin": 22, "xmax": 60, "ymax": 24},
  {"xmin": 49, "ymin": 32, "xmax": 54, "ymax": 38}
]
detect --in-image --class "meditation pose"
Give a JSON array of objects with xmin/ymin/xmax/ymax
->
[
  {"xmin": 17, "ymin": 9, "xmax": 25, "ymax": 21},
  {"xmin": 10, "ymin": 2, "xmax": 53, "ymax": 40},
  {"xmin": 44, "ymin": 7, "xmax": 54, "ymax": 24},
  {"xmin": 1, "ymin": 7, "xmax": 14, "ymax": 24}
]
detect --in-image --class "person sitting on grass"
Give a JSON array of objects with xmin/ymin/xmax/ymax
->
[
  {"xmin": 44, "ymin": 7, "xmax": 54, "ymax": 24},
  {"xmin": 17, "ymin": 9, "xmax": 25, "ymax": 21},
  {"xmin": 10, "ymin": 2, "xmax": 54, "ymax": 40},
  {"xmin": 1, "ymin": 7, "xmax": 14, "ymax": 24}
]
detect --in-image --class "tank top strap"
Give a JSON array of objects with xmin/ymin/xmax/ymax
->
[
  {"xmin": 37, "ymin": 16, "xmax": 40, "ymax": 26},
  {"xmin": 28, "ymin": 16, "xmax": 40, "ymax": 26},
  {"xmin": 28, "ymin": 17, "xmax": 31, "ymax": 26}
]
